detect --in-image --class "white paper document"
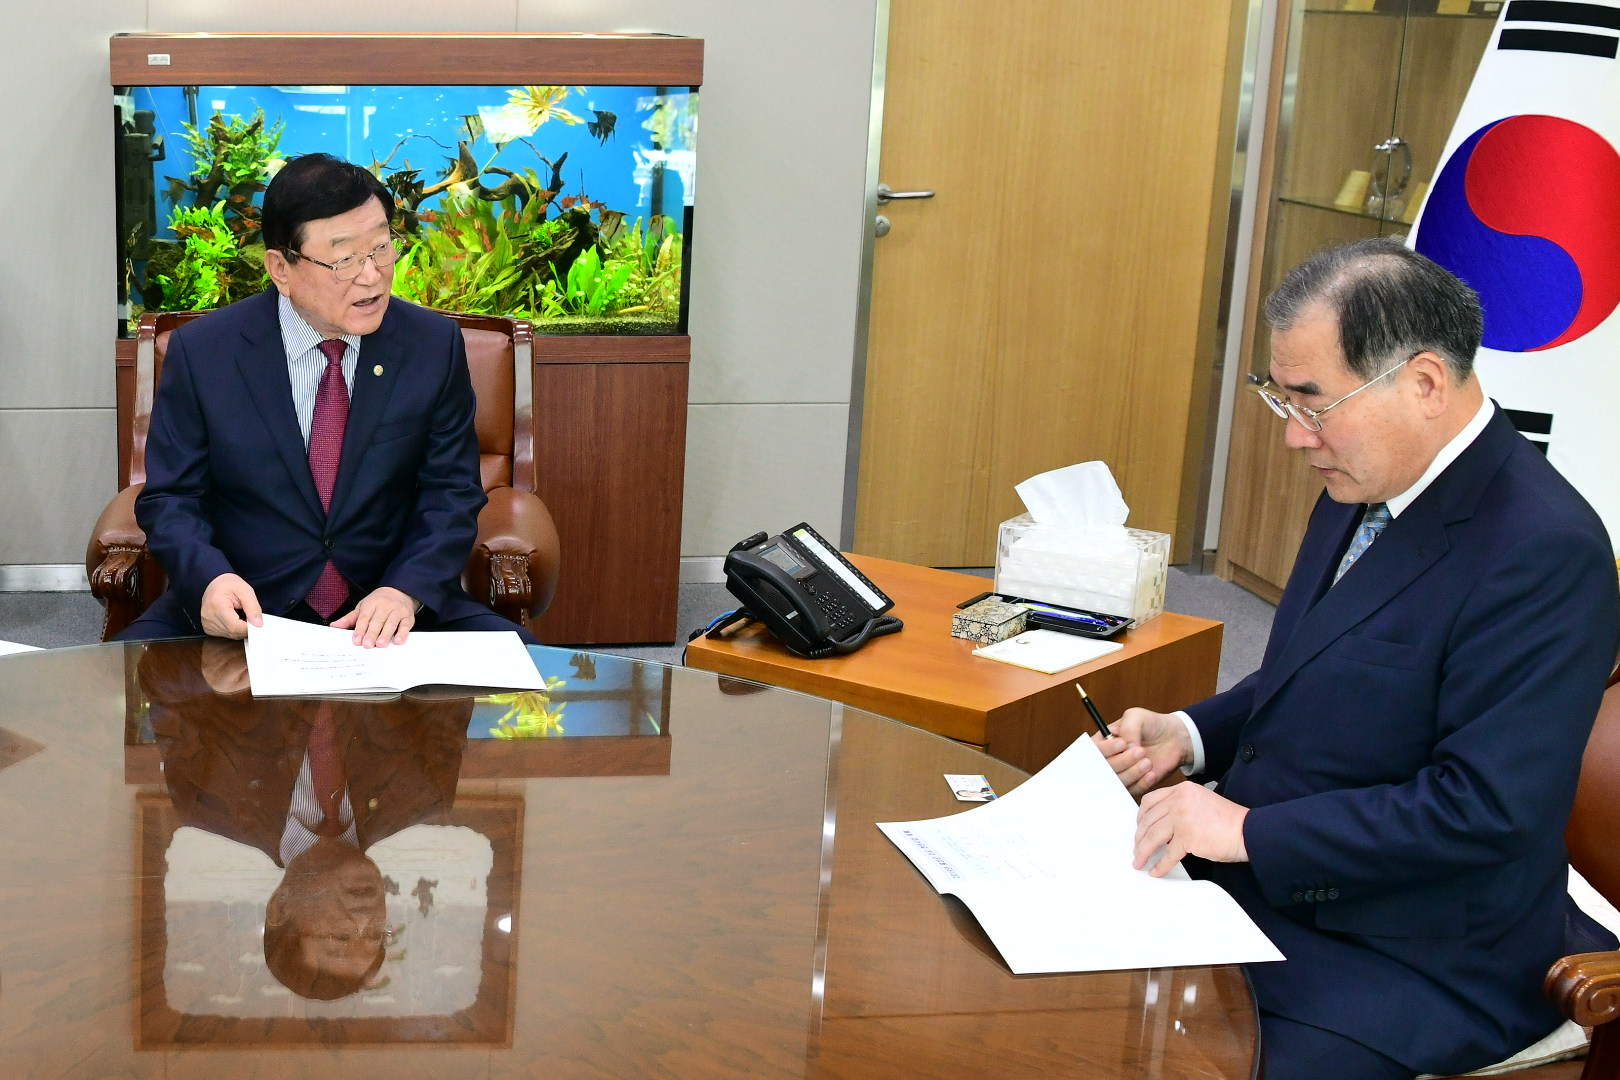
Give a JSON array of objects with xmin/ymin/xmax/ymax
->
[
  {"xmin": 245, "ymin": 614, "xmax": 548, "ymax": 696},
  {"xmin": 878, "ymin": 736, "xmax": 1283, "ymax": 974},
  {"xmin": 972, "ymin": 629, "xmax": 1123, "ymax": 674}
]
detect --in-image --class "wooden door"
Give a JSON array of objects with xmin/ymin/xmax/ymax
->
[{"xmin": 855, "ymin": 0, "xmax": 1248, "ymax": 566}]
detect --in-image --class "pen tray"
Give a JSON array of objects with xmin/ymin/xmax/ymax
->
[{"xmin": 957, "ymin": 592, "xmax": 1129, "ymax": 640}]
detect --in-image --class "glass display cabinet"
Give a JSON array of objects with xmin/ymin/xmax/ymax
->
[{"xmin": 1217, "ymin": 1, "xmax": 1496, "ymax": 600}]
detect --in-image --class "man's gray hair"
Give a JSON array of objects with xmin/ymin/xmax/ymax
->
[{"xmin": 1263, "ymin": 237, "xmax": 1483, "ymax": 380}]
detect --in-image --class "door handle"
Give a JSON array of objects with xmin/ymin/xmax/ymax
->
[{"xmin": 877, "ymin": 183, "xmax": 936, "ymax": 204}]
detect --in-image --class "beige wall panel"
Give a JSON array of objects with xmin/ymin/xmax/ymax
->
[
  {"xmin": 0, "ymin": 410, "xmax": 116, "ymax": 565},
  {"xmin": 519, "ymin": 0, "xmax": 875, "ymax": 408},
  {"xmin": 681, "ymin": 404, "xmax": 849, "ymax": 557},
  {"xmin": 0, "ymin": 0, "xmax": 142, "ymax": 410},
  {"xmin": 147, "ymin": 0, "xmax": 519, "ymax": 31}
]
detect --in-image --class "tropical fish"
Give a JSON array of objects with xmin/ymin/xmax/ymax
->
[
  {"xmin": 588, "ymin": 109, "xmax": 617, "ymax": 144},
  {"xmin": 561, "ymin": 193, "xmax": 606, "ymax": 213}
]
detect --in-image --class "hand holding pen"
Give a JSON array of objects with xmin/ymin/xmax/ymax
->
[
  {"xmin": 1092, "ymin": 704, "xmax": 1198, "ymax": 799},
  {"xmin": 1074, "ymin": 682, "xmax": 1112, "ymax": 738}
]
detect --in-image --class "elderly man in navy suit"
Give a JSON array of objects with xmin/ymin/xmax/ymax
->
[
  {"xmin": 1099, "ymin": 238, "xmax": 1619, "ymax": 1078},
  {"xmin": 124, "ymin": 152, "xmax": 533, "ymax": 647}
]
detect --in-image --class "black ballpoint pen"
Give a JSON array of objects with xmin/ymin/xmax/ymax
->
[{"xmin": 1075, "ymin": 682, "xmax": 1113, "ymax": 738}]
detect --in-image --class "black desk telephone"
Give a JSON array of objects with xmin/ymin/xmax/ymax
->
[{"xmin": 711, "ymin": 523, "xmax": 903, "ymax": 658}]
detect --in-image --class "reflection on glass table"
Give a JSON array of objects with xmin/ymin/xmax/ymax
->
[{"xmin": 0, "ymin": 640, "xmax": 1255, "ymax": 1078}]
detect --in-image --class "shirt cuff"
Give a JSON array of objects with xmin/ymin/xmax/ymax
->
[{"xmin": 1174, "ymin": 710, "xmax": 1205, "ymax": 776}]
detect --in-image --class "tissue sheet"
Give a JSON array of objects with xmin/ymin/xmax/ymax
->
[{"xmin": 1014, "ymin": 461, "xmax": 1130, "ymax": 533}]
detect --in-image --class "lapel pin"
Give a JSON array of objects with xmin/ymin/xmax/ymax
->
[{"xmin": 373, "ymin": 365, "xmax": 384, "ymax": 376}]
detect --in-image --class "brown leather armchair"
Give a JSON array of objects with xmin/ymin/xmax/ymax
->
[
  {"xmin": 1431, "ymin": 670, "xmax": 1620, "ymax": 1079},
  {"xmin": 86, "ymin": 309, "xmax": 560, "ymax": 640}
]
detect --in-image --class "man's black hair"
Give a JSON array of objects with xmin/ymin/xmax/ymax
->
[
  {"xmin": 1263, "ymin": 236, "xmax": 1484, "ymax": 380},
  {"xmin": 261, "ymin": 152, "xmax": 394, "ymax": 254}
]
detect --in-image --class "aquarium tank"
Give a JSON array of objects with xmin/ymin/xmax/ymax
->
[{"xmin": 113, "ymin": 82, "xmax": 696, "ymax": 336}]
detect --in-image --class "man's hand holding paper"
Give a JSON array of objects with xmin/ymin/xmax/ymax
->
[
  {"xmin": 331, "ymin": 586, "xmax": 417, "ymax": 648},
  {"xmin": 1134, "ymin": 781, "xmax": 1249, "ymax": 876},
  {"xmin": 244, "ymin": 614, "xmax": 546, "ymax": 696}
]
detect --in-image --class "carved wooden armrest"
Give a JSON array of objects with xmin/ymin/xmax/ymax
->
[
  {"xmin": 89, "ymin": 544, "xmax": 148, "ymax": 603},
  {"xmin": 86, "ymin": 484, "xmax": 163, "ymax": 640},
  {"xmin": 1546, "ymin": 951, "xmax": 1620, "ymax": 1079},
  {"xmin": 1546, "ymin": 951, "xmax": 1620, "ymax": 1026},
  {"xmin": 465, "ymin": 486, "xmax": 561, "ymax": 628},
  {"xmin": 485, "ymin": 552, "xmax": 533, "ymax": 627}
]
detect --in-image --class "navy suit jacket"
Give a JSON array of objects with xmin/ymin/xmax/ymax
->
[
  {"xmin": 1187, "ymin": 406, "xmax": 1619, "ymax": 1074},
  {"xmin": 135, "ymin": 289, "xmax": 491, "ymax": 630}
]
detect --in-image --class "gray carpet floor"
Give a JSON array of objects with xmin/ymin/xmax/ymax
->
[{"xmin": 0, "ymin": 566, "xmax": 1273, "ymax": 692}]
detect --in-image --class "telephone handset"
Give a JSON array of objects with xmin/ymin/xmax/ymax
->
[{"xmin": 714, "ymin": 523, "xmax": 903, "ymax": 658}]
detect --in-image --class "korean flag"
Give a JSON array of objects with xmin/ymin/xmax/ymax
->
[{"xmin": 1408, "ymin": 0, "xmax": 1620, "ymax": 543}]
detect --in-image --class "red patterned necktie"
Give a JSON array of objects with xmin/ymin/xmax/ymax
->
[
  {"xmin": 306, "ymin": 338, "xmax": 350, "ymax": 619},
  {"xmin": 307, "ymin": 701, "xmax": 346, "ymax": 836}
]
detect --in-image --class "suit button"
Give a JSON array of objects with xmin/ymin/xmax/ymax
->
[
  {"xmin": 1239, "ymin": 743, "xmax": 1256, "ymax": 763},
  {"xmin": 1327, "ymin": 888, "xmax": 1339, "ymax": 900},
  {"xmin": 368, "ymin": 797, "xmax": 378, "ymax": 809},
  {"xmin": 1291, "ymin": 891, "xmax": 1304, "ymax": 903},
  {"xmin": 323, "ymin": 536, "xmax": 335, "ymax": 551}
]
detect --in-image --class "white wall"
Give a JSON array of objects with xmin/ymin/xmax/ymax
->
[{"xmin": 0, "ymin": 0, "xmax": 878, "ymax": 577}]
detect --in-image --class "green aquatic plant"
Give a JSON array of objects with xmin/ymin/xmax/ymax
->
[
  {"xmin": 386, "ymin": 166, "xmax": 683, "ymax": 328},
  {"xmin": 144, "ymin": 202, "xmax": 266, "ymax": 314},
  {"xmin": 180, "ymin": 109, "xmax": 285, "ymax": 188},
  {"xmin": 169, "ymin": 108, "xmax": 284, "ymax": 244},
  {"xmin": 392, "ymin": 187, "xmax": 546, "ymax": 314},
  {"xmin": 606, "ymin": 215, "xmax": 682, "ymax": 316},
  {"xmin": 544, "ymin": 246, "xmax": 635, "ymax": 318}
]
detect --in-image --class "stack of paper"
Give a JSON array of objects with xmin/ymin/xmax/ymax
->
[
  {"xmin": 972, "ymin": 628, "xmax": 1122, "ymax": 674},
  {"xmin": 244, "ymin": 614, "xmax": 547, "ymax": 696},
  {"xmin": 879, "ymin": 736, "xmax": 1283, "ymax": 974}
]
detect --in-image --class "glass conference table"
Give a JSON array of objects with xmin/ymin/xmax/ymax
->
[{"xmin": 0, "ymin": 639, "xmax": 1256, "ymax": 1078}]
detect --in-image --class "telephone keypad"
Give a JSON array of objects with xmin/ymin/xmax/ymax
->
[{"xmin": 809, "ymin": 587, "xmax": 857, "ymax": 634}]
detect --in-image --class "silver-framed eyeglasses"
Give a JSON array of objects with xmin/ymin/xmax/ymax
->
[
  {"xmin": 1249, "ymin": 352, "xmax": 1418, "ymax": 433},
  {"xmin": 286, "ymin": 235, "xmax": 403, "ymax": 282}
]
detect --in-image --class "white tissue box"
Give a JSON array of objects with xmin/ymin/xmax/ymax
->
[{"xmin": 993, "ymin": 514, "xmax": 1169, "ymax": 626}]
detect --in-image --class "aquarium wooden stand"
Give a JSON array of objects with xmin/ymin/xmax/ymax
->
[{"xmin": 114, "ymin": 334, "xmax": 690, "ymax": 645}]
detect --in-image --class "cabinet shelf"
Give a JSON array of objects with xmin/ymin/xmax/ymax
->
[
  {"xmin": 1277, "ymin": 194, "xmax": 1410, "ymax": 225},
  {"xmin": 1303, "ymin": 7, "xmax": 1498, "ymax": 18}
]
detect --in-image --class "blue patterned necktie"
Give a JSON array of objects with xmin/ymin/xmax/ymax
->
[{"xmin": 1333, "ymin": 502, "xmax": 1391, "ymax": 585}]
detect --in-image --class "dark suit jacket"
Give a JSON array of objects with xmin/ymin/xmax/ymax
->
[
  {"xmin": 135, "ymin": 288, "xmax": 490, "ymax": 630},
  {"xmin": 142, "ymin": 640, "xmax": 472, "ymax": 864},
  {"xmin": 1186, "ymin": 406, "xmax": 1620, "ymax": 1074}
]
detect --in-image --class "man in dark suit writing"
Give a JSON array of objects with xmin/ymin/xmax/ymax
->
[
  {"xmin": 1098, "ymin": 238, "xmax": 1619, "ymax": 1078},
  {"xmin": 125, "ymin": 152, "xmax": 531, "ymax": 646}
]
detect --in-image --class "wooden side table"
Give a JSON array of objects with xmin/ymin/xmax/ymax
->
[{"xmin": 685, "ymin": 554, "xmax": 1223, "ymax": 774}]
